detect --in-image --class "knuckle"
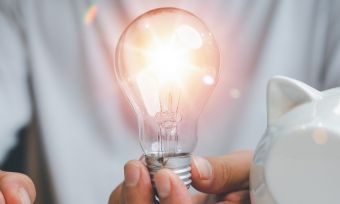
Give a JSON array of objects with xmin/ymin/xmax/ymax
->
[{"xmin": 219, "ymin": 160, "xmax": 232, "ymax": 191}]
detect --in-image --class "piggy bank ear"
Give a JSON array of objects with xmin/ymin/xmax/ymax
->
[{"xmin": 267, "ymin": 76, "xmax": 321, "ymax": 125}]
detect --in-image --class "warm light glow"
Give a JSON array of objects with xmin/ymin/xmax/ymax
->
[
  {"xmin": 136, "ymin": 35, "xmax": 194, "ymax": 115},
  {"xmin": 137, "ymin": 24, "xmax": 204, "ymax": 85},
  {"xmin": 144, "ymin": 36, "xmax": 195, "ymax": 84},
  {"xmin": 128, "ymin": 22, "xmax": 217, "ymax": 116},
  {"xmin": 133, "ymin": 24, "xmax": 209, "ymax": 115}
]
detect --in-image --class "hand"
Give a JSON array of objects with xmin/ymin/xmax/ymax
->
[
  {"xmin": 191, "ymin": 151, "xmax": 252, "ymax": 204},
  {"xmin": 109, "ymin": 151, "xmax": 252, "ymax": 204},
  {"xmin": 0, "ymin": 170, "xmax": 36, "ymax": 204}
]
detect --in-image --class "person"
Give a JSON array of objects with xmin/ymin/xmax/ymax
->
[
  {"xmin": 110, "ymin": 151, "xmax": 252, "ymax": 204},
  {"xmin": 1, "ymin": 1, "xmax": 340, "ymax": 204},
  {"xmin": 0, "ymin": 151, "xmax": 251, "ymax": 204}
]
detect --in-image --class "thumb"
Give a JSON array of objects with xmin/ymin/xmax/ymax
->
[
  {"xmin": 191, "ymin": 150, "xmax": 253, "ymax": 194},
  {"xmin": 0, "ymin": 171, "xmax": 36, "ymax": 204},
  {"xmin": 154, "ymin": 169, "xmax": 192, "ymax": 204}
]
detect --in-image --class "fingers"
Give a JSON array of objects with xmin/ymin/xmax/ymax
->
[
  {"xmin": 216, "ymin": 190, "xmax": 250, "ymax": 204},
  {"xmin": 0, "ymin": 171, "xmax": 36, "ymax": 204},
  {"xmin": 154, "ymin": 169, "xmax": 192, "ymax": 204},
  {"xmin": 191, "ymin": 150, "xmax": 253, "ymax": 194},
  {"xmin": 109, "ymin": 160, "xmax": 153, "ymax": 204},
  {"xmin": 109, "ymin": 160, "xmax": 194, "ymax": 204},
  {"xmin": 192, "ymin": 193, "xmax": 216, "ymax": 204},
  {"xmin": 109, "ymin": 183, "xmax": 123, "ymax": 204},
  {"xmin": 110, "ymin": 150, "xmax": 252, "ymax": 204},
  {"xmin": 191, "ymin": 193, "xmax": 209, "ymax": 204},
  {"xmin": 122, "ymin": 161, "xmax": 153, "ymax": 203}
]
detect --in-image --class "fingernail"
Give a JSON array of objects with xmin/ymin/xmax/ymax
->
[
  {"xmin": 154, "ymin": 170, "xmax": 171, "ymax": 199},
  {"xmin": 18, "ymin": 188, "xmax": 31, "ymax": 204},
  {"xmin": 124, "ymin": 161, "xmax": 140, "ymax": 187},
  {"xmin": 193, "ymin": 156, "xmax": 213, "ymax": 180}
]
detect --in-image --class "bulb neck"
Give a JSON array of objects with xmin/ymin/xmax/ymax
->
[{"xmin": 145, "ymin": 153, "xmax": 192, "ymax": 202}]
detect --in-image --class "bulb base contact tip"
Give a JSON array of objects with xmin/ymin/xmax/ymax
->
[{"xmin": 145, "ymin": 153, "xmax": 192, "ymax": 189}]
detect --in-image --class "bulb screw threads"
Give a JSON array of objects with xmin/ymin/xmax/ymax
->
[{"xmin": 145, "ymin": 153, "xmax": 192, "ymax": 202}]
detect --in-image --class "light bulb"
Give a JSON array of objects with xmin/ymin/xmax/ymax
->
[{"xmin": 115, "ymin": 7, "xmax": 219, "ymax": 190}]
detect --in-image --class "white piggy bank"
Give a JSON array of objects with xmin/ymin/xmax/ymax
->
[{"xmin": 250, "ymin": 76, "xmax": 340, "ymax": 204}]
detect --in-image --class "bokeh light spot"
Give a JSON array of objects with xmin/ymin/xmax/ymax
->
[
  {"xmin": 202, "ymin": 75, "xmax": 215, "ymax": 85},
  {"xmin": 230, "ymin": 88, "xmax": 241, "ymax": 99},
  {"xmin": 333, "ymin": 99, "xmax": 340, "ymax": 116},
  {"xmin": 312, "ymin": 127, "xmax": 328, "ymax": 145}
]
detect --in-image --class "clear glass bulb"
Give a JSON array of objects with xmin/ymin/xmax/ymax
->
[{"xmin": 115, "ymin": 7, "xmax": 219, "ymax": 189}]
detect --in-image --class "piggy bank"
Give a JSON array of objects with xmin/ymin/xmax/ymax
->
[{"xmin": 250, "ymin": 76, "xmax": 340, "ymax": 204}]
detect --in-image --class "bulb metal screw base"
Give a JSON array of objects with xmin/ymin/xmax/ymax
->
[{"xmin": 145, "ymin": 153, "xmax": 192, "ymax": 202}]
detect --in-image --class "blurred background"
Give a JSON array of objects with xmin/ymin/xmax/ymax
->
[{"xmin": 1, "ymin": 1, "xmax": 340, "ymax": 204}]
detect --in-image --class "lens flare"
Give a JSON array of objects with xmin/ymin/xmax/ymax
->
[{"xmin": 84, "ymin": 4, "xmax": 98, "ymax": 25}]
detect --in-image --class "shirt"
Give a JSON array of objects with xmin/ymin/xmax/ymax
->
[{"xmin": 1, "ymin": 0, "xmax": 340, "ymax": 203}]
